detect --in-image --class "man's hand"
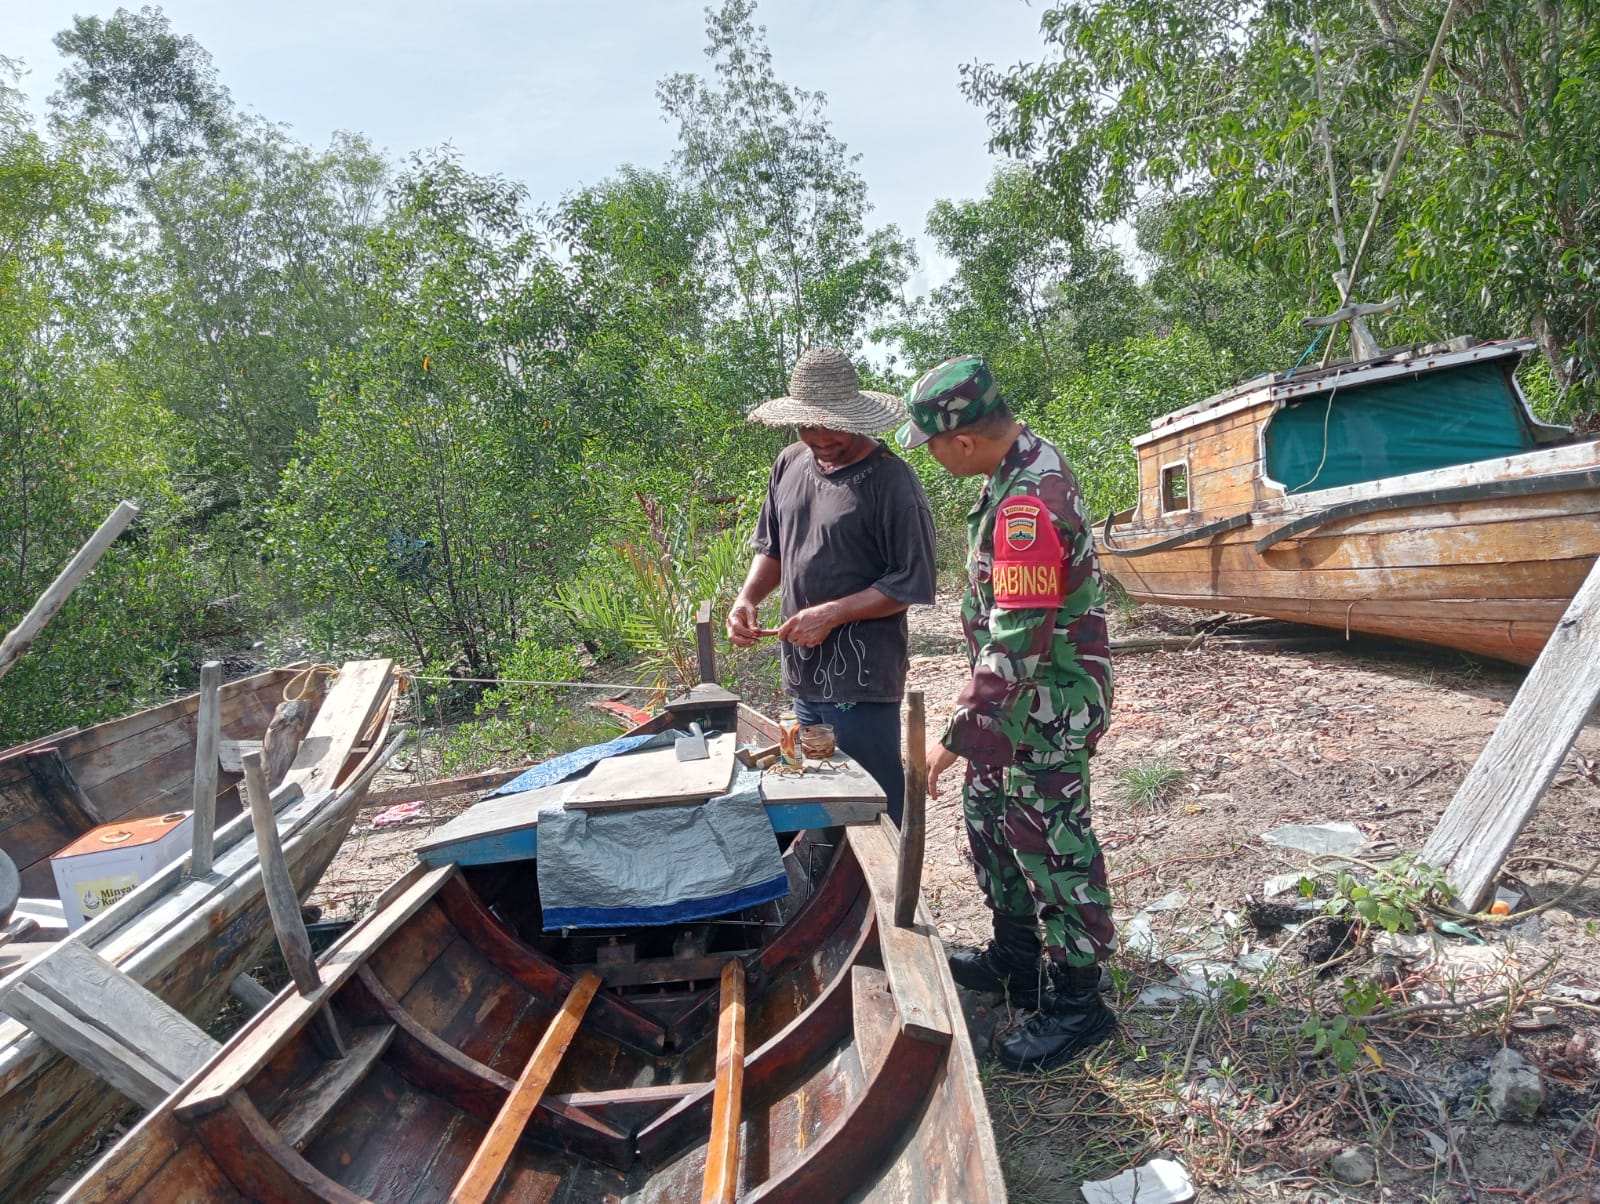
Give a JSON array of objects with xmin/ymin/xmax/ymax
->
[
  {"xmin": 927, "ymin": 742, "xmax": 961, "ymax": 799},
  {"xmin": 776, "ymin": 603, "xmax": 838, "ymax": 648},
  {"xmin": 727, "ymin": 599, "xmax": 762, "ymax": 647}
]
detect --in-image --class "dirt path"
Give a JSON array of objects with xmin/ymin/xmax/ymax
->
[{"xmin": 311, "ymin": 596, "xmax": 1600, "ymax": 1202}]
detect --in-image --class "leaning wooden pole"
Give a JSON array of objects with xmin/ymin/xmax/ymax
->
[
  {"xmin": 895, "ymin": 691, "xmax": 928, "ymax": 929},
  {"xmin": 188, "ymin": 661, "xmax": 223, "ymax": 877},
  {"xmin": 241, "ymin": 750, "xmax": 346, "ymax": 1056},
  {"xmin": 0, "ymin": 501, "xmax": 139, "ymax": 683},
  {"xmin": 1421, "ymin": 552, "xmax": 1600, "ymax": 910}
]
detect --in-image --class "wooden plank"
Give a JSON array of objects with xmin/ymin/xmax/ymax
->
[
  {"xmin": 274, "ymin": 1023, "xmax": 396, "ymax": 1150},
  {"xmin": 362, "ymin": 767, "xmax": 520, "ymax": 810},
  {"xmin": 450, "ymin": 970, "xmax": 602, "ymax": 1204},
  {"xmin": 2, "ymin": 982, "xmax": 179, "ymax": 1108},
  {"xmin": 216, "ymin": 738, "xmax": 262, "ymax": 774},
  {"xmin": 284, "ymin": 659, "xmax": 394, "ymax": 794},
  {"xmin": 189, "ymin": 662, "xmax": 223, "ymax": 876},
  {"xmin": 895, "ymin": 691, "xmax": 926, "ymax": 929},
  {"xmin": 24, "ymin": 942, "xmax": 220, "ymax": 1080},
  {"xmin": 562, "ymin": 733, "xmax": 736, "ymax": 811},
  {"xmin": 177, "ymin": 862, "xmax": 454, "ymax": 1118},
  {"xmin": 0, "ymin": 500, "xmax": 138, "ymax": 683},
  {"xmin": 845, "ymin": 824, "xmax": 952, "ymax": 1046},
  {"xmin": 1421, "ymin": 553, "xmax": 1600, "ymax": 908},
  {"xmin": 759, "ymin": 752, "xmax": 887, "ymax": 806},
  {"xmin": 702, "ymin": 959, "xmax": 747, "ymax": 1204}
]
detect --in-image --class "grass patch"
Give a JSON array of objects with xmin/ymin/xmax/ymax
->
[{"xmin": 1115, "ymin": 755, "xmax": 1187, "ymax": 809}]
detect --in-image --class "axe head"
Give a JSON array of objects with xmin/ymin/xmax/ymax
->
[{"xmin": 674, "ymin": 721, "xmax": 709, "ymax": 762}]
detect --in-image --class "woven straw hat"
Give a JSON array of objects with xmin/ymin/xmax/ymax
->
[{"xmin": 747, "ymin": 348, "xmax": 905, "ymax": 434}]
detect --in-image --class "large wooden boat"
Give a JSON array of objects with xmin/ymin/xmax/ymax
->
[
  {"xmin": 1097, "ymin": 337, "xmax": 1600, "ymax": 664},
  {"xmin": 0, "ymin": 661, "xmax": 397, "ymax": 1201},
  {"xmin": 67, "ymin": 696, "xmax": 1006, "ymax": 1202}
]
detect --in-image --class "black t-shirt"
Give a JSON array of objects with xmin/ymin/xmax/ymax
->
[{"xmin": 751, "ymin": 440, "xmax": 937, "ymax": 703}]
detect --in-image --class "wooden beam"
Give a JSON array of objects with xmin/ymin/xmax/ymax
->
[
  {"xmin": 361, "ymin": 767, "xmax": 520, "ymax": 811},
  {"xmin": 702, "ymin": 958, "xmax": 747, "ymax": 1204},
  {"xmin": 190, "ymin": 661, "xmax": 223, "ymax": 877},
  {"xmin": 696, "ymin": 599, "xmax": 717, "ymax": 683},
  {"xmin": 242, "ymin": 750, "xmax": 346, "ymax": 1058},
  {"xmin": 895, "ymin": 690, "xmax": 926, "ymax": 929},
  {"xmin": 229, "ymin": 971, "xmax": 276, "ymax": 1013},
  {"xmin": 1421, "ymin": 553, "xmax": 1600, "ymax": 909},
  {"xmin": 0, "ymin": 941, "xmax": 220, "ymax": 1107},
  {"xmin": 449, "ymin": 970, "xmax": 602, "ymax": 1204},
  {"xmin": 0, "ymin": 500, "xmax": 139, "ymax": 683}
]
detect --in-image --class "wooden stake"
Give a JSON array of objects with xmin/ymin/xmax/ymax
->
[
  {"xmin": 0, "ymin": 501, "xmax": 139, "ymax": 683},
  {"xmin": 241, "ymin": 750, "xmax": 345, "ymax": 1057},
  {"xmin": 701, "ymin": 958, "xmax": 747, "ymax": 1204},
  {"xmin": 696, "ymin": 598, "xmax": 717, "ymax": 683},
  {"xmin": 451, "ymin": 971, "xmax": 602, "ymax": 1204},
  {"xmin": 895, "ymin": 691, "xmax": 927, "ymax": 930},
  {"xmin": 189, "ymin": 661, "xmax": 223, "ymax": 877}
]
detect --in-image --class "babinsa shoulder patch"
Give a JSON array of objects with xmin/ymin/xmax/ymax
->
[{"xmin": 991, "ymin": 495, "xmax": 1063, "ymax": 609}]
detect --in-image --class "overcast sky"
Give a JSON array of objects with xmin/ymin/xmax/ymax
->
[{"xmin": 7, "ymin": 0, "xmax": 1052, "ymax": 297}]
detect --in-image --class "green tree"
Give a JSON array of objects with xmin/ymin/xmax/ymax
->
[
  {"xmin": 0, "ymin": 69, "xmax": 205, "ymax": 740},
  {"xmin": 658, "ymin": 0, "xmax": 915, "ymax": 395},
  {"xmin": 269, "ymin": 153, "xmax": 602, "ymax": 678}
]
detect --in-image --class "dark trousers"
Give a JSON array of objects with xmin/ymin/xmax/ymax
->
[{"xmin": 792, "ymin": 698, "xmax": 904, "ymax": 826}]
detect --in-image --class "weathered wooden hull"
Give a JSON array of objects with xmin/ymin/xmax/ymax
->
[
  {"xmin": 67, "ymin": 722, "xmax": 1005, "ymax": 1202},
  {"xmin": 0, "ymin": 666, "xmax": 394, "ymax": 1201},
  {"xmin": 1100, "ymin": 401, "xmax": 1600, "ymax": 666}
]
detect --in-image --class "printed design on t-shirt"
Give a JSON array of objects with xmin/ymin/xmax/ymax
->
[
  {"xmin": 991, "ymin": 496, "xmax": 1063, "ymax": 610},
  {"xmin": 797, "ymin": 621, "xmax": 870, "ymax": 700}
]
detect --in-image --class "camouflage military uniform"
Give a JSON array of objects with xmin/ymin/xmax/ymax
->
[{"xmin": 945, "ymin": 424, "xmax": 1116, "ymax": 967}]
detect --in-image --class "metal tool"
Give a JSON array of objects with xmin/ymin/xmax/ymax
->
[{"xmin": 674, "ymin": 721, "xmax": 709, "ymax": 762}]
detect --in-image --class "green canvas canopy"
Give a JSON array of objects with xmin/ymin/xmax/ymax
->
[{"xmin": 1264, "ymin": 360, "xmax": 1542, "ymax": 494}]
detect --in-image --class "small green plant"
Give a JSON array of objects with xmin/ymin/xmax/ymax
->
[
  {"xmin": 1323, "ymin": 854, "xmax": 1453, "ymax": 934},
  {"xmin": 1115, "ymin": 755, "xmax": 1187, "ymax": 809},
  {"xmin": 1300, "ymin": 977, "xmax": 1386, "ymax": 1072}
]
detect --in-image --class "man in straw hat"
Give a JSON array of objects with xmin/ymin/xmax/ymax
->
[
  {"xmin": 897, "ymin": 354, "xmax": 1116, "ymax": 1070},
  {"xmin": 727, "ymin": 347, "xmax": 936, "ymax": 825}
]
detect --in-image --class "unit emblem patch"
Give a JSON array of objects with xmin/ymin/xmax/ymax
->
[{"xmin": 991, "ymin": 496, "xmax": 1064, "ymax": 610}]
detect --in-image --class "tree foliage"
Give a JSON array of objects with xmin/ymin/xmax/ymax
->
[
  {"xmin": 659, "ymin": 0, "xmax": 915, "ymax": 394},
  {"xmin": 964, "ymin": 0, "xmax": 1600, "ymax": 414}
]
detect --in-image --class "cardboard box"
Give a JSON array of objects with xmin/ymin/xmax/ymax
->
[{"xmin": 50, "ymin": 812, "xmax": 194, "ymax": 931}]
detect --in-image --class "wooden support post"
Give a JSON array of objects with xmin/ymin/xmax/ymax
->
[
  {"xmin": 451, "ymin": 970, "xmax": 602, "ymax": 1204},
  {"xmin": 190, "ymin": 661, "xmax": 223, "ymax": 877},
  {"xmin": 1421, "ymin": 553, "xmax": 1600, "ymax": 910},
  {"xmin": 228, "ymin": 972, "xmax": 275, "ymax": 1013},
  {"xmin": 241, "ymin": 751, "xmax": 346, "ymax": 1057},
  {"xmin": 701, "ymin": 958, "xmax": 747, "ymax": 1204},
  {"xmin": 262, "ymin": 699, "xmax": 313, "ymax": 790},
  {"xmin": 895, "ymin": 691, "xmax": 927, "ymax": 930},
  {"xmin": 696, "ymin": 598, "xmax": 717, "ymax": 684},
  {"xmin": 0, "ymin": 500, "xmax": 139, "ymax": 683}
]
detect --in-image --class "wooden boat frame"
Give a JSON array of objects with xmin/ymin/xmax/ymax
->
[
  {"xmin": 0, "ymin": 663, "xmax": 397, "ymax": 1201},
  {"xmin": 68, "ymin": 706, "xmax": 1006, "ymax": 1203}
]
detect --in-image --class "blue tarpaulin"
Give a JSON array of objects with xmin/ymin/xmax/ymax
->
[{"xmin": 512, "ymin": 736, "xmax": 787, "ymax": 931}]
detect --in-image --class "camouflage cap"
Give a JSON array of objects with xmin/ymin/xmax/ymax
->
[{"xmin": 895, "ymin": 355, "xmax": 1003, "ymax": 449}]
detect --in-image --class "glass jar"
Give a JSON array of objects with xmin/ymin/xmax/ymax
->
[{"xmin": 777, "ymin": 711, "xmax": 803, "ymax": 767}]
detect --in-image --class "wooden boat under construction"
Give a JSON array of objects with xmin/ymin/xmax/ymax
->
[
  {"xmin": 1097, "ymin": 337, "xmax": 1600, "ymax": 665},
  {"xmin": 0, "ymin": 660, "xmax": 397, "ymax": 1201},
  {"xmin": 67, "ymin": 692, "xmax": 1006, "ymax": 1202}
]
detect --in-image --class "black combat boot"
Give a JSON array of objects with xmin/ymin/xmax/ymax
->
[
  {"xmin": 948, "ymin": 912, "xmax": 1043, "ymax": 1010},
  {"xmin": 994, "ymin": 962, "xmax": 1116, "ymax": 1070}
]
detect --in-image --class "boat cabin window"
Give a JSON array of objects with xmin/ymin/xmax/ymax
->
[
  {"xmin": 1160, "ymin": 463, "xmax": 1189, "ymax": 513},
  {"xmin": 1263, "ymin": 359, "xmax": 1543, "ymax": 494}
]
